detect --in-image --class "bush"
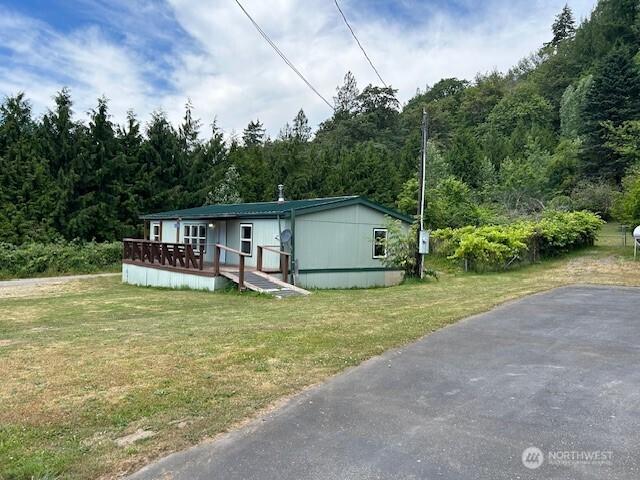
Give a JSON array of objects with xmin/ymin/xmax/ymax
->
[
  {"xmin": 0, "ymin": 241, "xmax": 122, "ymax": 278},
  {"xmin": 431, "ymin": 211, "xmax": 604, "ymax": 271},
  {"xmin": 380, "ymin": 219, "xmax": 417, "ymax": 276},
  {"xmin": 570, "ymin": 179, "xmax": 619, "ymax": 219},
  {"xmin": 612, "ymin": 165, "xmax": 640, "ymax": 227}
]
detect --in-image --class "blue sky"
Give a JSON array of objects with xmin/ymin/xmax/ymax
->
[{"xmin": 0, "ymin": 0, "xmax": 597, "ymax": 137}]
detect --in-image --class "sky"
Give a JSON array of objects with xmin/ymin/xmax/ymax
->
[{"xmin": 0, "ymin": 0, "xmax": 597, "ymax": 138}]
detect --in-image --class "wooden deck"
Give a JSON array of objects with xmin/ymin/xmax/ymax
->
[
  {"xmin": 122, "ymin": 259, "xmax": 278, "ymax": 278},
  {"xmin": 122, "ymin": 239, "xmax": 309, "ymax": 296}
]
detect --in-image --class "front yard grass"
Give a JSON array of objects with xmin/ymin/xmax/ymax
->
[{"xmin": 0, "ymin": 223, "xmax": 638, "ymax": 479}]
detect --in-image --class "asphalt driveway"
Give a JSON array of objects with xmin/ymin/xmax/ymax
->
[{"xmin": 130, "ymin": 285, "xmax": 640, "ymax": 480}]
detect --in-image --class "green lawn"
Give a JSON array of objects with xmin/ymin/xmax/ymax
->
[{"xmin": 0, "ymin": 223, "xmax": 638, "ymax": 479}]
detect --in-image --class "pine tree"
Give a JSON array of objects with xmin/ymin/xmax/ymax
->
[
  {"xmin": 242, "ymin": 119, "xmax": 265, "ymax": 147},
  {"xmin": 582, "ymin": 46, "xmax": 640, "ymax": 180},
  {"xmin": 333, "ymin": 71, "xmax": 359, "ymax": 117},
  {"xmin": 66, "ymin": 97, "xmax": 123, "ymax": 240},
  {"xmin": 0, "ymin": 94, "xmax": 58, "ymax": 243},
  {"xmin": 40, "ymin": 88, "xmax": 80, "ymax": 236},
  {"xmin": 179, "ymin": 99, "xmax": 201, "ymax": 152},
  {"xmin": 138, "ymin": 111, "xmax": 183, "ymax": 213},
  {"xmin": 546, "ymin": 4, "xmax": 576, "ymax": 49},
  {"xmin": 115, "ymin": 111, "xmax": 143, "ymax": 236},
  {"xmin": 292, "ymin": 109, "xmax": 311, "ymax": 142}
]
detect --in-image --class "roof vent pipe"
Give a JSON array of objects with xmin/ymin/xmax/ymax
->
[{"xmin": 278, "ymin": 184, "xmax": 285, "ymax": 203}]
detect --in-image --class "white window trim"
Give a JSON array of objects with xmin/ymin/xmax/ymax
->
[
  {"xmin": 240, "ymin": 223, "xmax": 253, "ymax": 257},
  {"xmin": 183, "ymin": 222, "xmax": 208, "ymax": 252},
  {"xmin": 150, "ymin": 222, "xmax": 161, "ymax": 242},
  {"xmin": 373, "ymin": 228, "xmax": 388, "ymax": 259}
]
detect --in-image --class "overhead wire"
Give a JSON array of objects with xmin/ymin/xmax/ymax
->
[
  {"xmin": 234, "ymin": 0, "xmax": 335, "ymax": 110},
  {"xmin": 333, "ymin": 0, "xmax": 388, "ymax": 87}
]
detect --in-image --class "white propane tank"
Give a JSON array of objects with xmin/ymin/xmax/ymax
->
[
  {"xmin": 634, "ymin": 225, "xmax": 640, "ymax": 260},
  {"xmin": 635, "ymin": 225, "xmax": 640, "ymax": 239}
]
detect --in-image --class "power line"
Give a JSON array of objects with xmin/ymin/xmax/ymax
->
[
  {"xmin": 234, "ymin": 0, "xmax": 334, "ymax": 110},
  {"xmin": 333, "ymin": 0, "xmax": 387, "ymax": 87}
]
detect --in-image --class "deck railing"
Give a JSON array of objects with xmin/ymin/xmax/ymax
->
[
  {"xmin": 123, "ymin": 238, "xmax": 204, "ymax": 270},
  {"xmin": 213, "ymin": 243, "xmax": 249, "ymax": 290},
  {"xmin": 122, "ymin": 239, "xmax": 261, "ymax": 291},
  {"xmin": 257, "ymin": 245, "xmax": 290, "ymax": 283}
]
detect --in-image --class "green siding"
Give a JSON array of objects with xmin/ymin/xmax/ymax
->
[
  {"xmin": 297, "ymin": 270, "xmax": 404, "ymax": 289},
  {"xmin": 224, "ymin": 218, "xmax": 287, "ymax": 269},
  {"xmin": 294, "ymin": 204, "xmax": 407, "ymax": 272}
]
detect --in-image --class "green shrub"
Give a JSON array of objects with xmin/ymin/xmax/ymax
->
[
  {"xmin": 380, "ymin": 219, "xmax": 418, "ymax": 276},
  {"xmin": 431, "ymin": 211, "xmax": 604, "ymax": 271},
  {"xmin": 612, "ymin": 165, "xmax": 640, "ymax": 227},
  {"xmin": 570, "ymin": 179, "xmax": 619, "ymax": 219},
  {"xmin": 0, "ymin": 241, "xmax": 122, "ymax": 278}
]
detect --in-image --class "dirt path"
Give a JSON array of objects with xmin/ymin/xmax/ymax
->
[{"xmin": 0, "ymin": 273, "xmax": 119, "ymax": 298}]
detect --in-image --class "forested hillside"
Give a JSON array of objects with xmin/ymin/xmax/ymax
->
[{"xmin": 1, "ymin": 0, "xmax": 639, "ymax": 245}]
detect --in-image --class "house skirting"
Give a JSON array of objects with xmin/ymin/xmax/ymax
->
[
  {"xmin": 122, "ymin": 263, "xmax": 230, "ymax": 291},
  {"xmin": 296, "ymin": 268, "xmax": 404, "ymax": 289}
]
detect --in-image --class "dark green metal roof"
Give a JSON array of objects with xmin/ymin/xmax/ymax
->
[{"xmin": 141, "ymin": 195, "xmax": 414, "ymax": 223}]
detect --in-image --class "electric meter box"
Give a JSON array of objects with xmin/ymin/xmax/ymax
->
[{"xmin": 419, "ymin": 230, "xmax": 430, "ymax": 254}]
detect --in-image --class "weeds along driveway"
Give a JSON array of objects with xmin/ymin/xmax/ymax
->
[{"xmin": 130, "ymin": 285, "xmax": 640, "ymax": 480}]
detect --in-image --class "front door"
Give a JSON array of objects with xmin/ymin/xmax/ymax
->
[{"xmin": 213, "ymin": 220, "xmax": 227, "ymax": 264}]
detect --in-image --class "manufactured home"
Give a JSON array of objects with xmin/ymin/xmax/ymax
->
[{"xmin": 122, "ymin": 195, "xmax": 412, "ymax": 296}]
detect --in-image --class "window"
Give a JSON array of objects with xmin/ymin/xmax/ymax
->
[
  {"xmin": 150, "ymin": 222, "xmax": 161, "ymax": 241},
  {"xmin": 240, "ymin": 223, "xmax": 253, "ymax": 256},
  {"xmin": 184, "ymin": 224, "xmax": 207, "ymax": 251},
  {"xmin": 373, "ymin": 228, "xmax": 388, "ymax": 259}
]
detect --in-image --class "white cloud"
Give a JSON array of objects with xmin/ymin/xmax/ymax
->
[{"xmin": 0, "ymin": 0, "xmax": 597, "ymax": 136}]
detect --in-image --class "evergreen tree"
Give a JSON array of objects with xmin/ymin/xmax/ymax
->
[
  {"xmin": 66, "ymin": 97, "xmax": 123, "ymax": 240},
  {"xmin": 582, "ymin": 46, "xmax": 640, "ymax": 179},
  {"xmin": 333, "ymin": 71, "xmax": 359, "ymax": 117},
  {"xmin": 292, "ymin": 109, "xmax": 311, "ymax": 142},
  {"xmin": 0, "ymin": 94, "xmax": 58, "ymax": 243},
  {"xmin": 242, "ymin": 119, "xmax": 265, "ymax": 147},
  {"xmin": 559, "ymin": 75, "xmax": 593, "ymax": 138},
  {"xmin": 179, "ymin": 99, "xmax": 201, "ymax": 152},
  {"xmin": 545, "ymin": 4, "xmax": 576, "ymax": 50}
]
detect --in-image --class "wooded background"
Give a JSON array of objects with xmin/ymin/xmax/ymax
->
[{"xmin": 1, "ymin": 0, "xmax": 639, "ymax": 245}]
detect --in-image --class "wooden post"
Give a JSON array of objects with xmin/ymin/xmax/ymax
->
[
  {"xmin": 238, "ymin": 255, "xmax": 245, "ymax": 290},
  {"xmin": 214, "ymin": 245, "xmax": 220, "ymax": 276},
  {"xmin": 257, "ymin": 246, "xmax": 263, "ymax": 272},
  {"xmin": 282, "ymin": 253, "xmax": 289, "ymax": 283},
  {"xmin": 199, "ymin": 245, "xmax": 204, "ymax": 270}
]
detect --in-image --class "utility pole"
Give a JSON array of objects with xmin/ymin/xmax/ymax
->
[{"xmin": 416, "ymin": 109, "xmax": 428, "ymax": 278}]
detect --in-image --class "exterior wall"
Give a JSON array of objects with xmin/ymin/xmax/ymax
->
[
  {"xmin": 122, "ymin": 263, "xmax": 229, "ymax": 291},
  {"xmin": 159, "ymin": 220, "xmax": 179, "ymax": 243},
  {"xmin": 224, "ymin": 218, "xmax": 287, "ymax": 269},
  {"xmin": 294, "ymin": 204, "xmax": 407, "ymax": 267},
  {"xmin": 143, "ymin": 202, "xmax": 409, "ymax": 289},
  {"xmin": 157, "ymin": 219, "xmax": 218, "ymax": 263},
  {"xmin": 151, "ymin": 218, "xmax": 287, "ymax": 268},
  {"xmin": 297, "ymin": 270, "xmax": 404, "ymax": 289}
]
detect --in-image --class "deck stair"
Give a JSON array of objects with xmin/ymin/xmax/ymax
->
[{"xmin": 220, "ymin": 270, "xmax": 310, "ymax": 298}]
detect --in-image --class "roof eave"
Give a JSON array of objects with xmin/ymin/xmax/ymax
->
[{"xmin": 294, "ymin": 197, "xmax": 414, "ymax": 224}]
